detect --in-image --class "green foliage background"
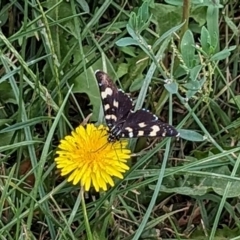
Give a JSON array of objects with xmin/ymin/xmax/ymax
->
[{"xmin": 0, "ymin": 0, "xmax": 240, "ymax": 239}]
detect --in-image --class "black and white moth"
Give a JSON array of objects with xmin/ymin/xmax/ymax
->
[{"xmin": 95, "ymin": 70, "xmax": 179, "ymax": 142}]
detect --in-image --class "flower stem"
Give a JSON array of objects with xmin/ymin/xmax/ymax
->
[
  {"xmin": 81, "ymin": 187, "xmax": 93, "ymax": 240},
  {"xmin": 179, "ymin": 0, "xmax": 190, "ymax": 39}
]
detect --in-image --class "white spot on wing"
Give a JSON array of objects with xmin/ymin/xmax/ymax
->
[
  {"xmin": 113, "ymin": 100, "xmax": 119, "ymax": 108},
  {"xmin": 104, "ymin": 104, "xmax": 110, "ymax": 111},
  {"xmin": 112, "ymin": 115, "xmax": 117, "ymax": 122},
  {"xmin": 138, "ymin": 130, "xmax": 144, "ymax": 136},
  {"xmin": 162, "ymin": 131, "xmax": 166, "ymax": 137},
  {"xmin": 125, "ymin": 127, "xmax": 133, "ymax": 132},
  {"xmin": 101, "ymin": 87, "xmax": 113, "ymax": 99},
  {"xmin": 149, "ymin": 125, "xmax": 160, "ymax": 136},
  {"xmin": 128, "ymin": 132, "xmax": 134, "ymax": 138},
  {"xmin": 138, "ymin": 122, "xmax": 146, "ymax": 128},
  {"xmin": 105, "ymin": 114, "xmax": 117, "ymax": 122}
]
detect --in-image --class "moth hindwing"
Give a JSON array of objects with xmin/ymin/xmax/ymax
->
[{"xmin": 95, "ymin": 70, "xmax": 179, "ymax": 142}]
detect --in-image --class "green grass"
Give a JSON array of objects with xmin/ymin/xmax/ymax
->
[{"xmin": 1, "ymin": 0, "xmax": 240, "ymax": 239}]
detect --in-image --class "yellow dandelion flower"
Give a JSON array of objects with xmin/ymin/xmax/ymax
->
[{"xmin": 55, "ymin": 124, "xmax": 131, "ymax": 192}]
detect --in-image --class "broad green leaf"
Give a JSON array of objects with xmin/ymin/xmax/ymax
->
[
  {"xmin": 128, "ymin": 0, "xmax": 151, "ymax": 33},
  {"xmin": 70, "ymin": 42, "xmax": 121, "ymax": 121},
  {"xmin": 72, "ymin": 70, "xmax": 100, "ymax": 121},
  {"xmin": 0, "ymin": 82, "xmax": 16, "ymax": 104},
  {"xmin": 200, "ymin": 26, "xmax": 211, "ymax": 54},
  {"xmin": 138, "ymin": 0, "xmax": 150, "ymax": 25},
  {"xmin": 212, "ymin": 166, "xmax": 240, "ymax": 198},
  {"xmin": 210, "ymin": 46, "xmax": 236, "ymax": 61},
  {"xmin": 121, "ymin": 54, "xmax": 148, "ymax": 89},
  {"xmin": 225, "ymin": 16, "xmax": 239, "ymax": 36},
  {"xmin": 70, "ymin": 48, "xmax": 105, "ymax": 121},
  {"xmin": 151, "ymin": 3, "xmax": 181, "ymax": 36},
  {"xmin": 207, "ymin": 5, "xmax": 220, "ymax": 52},
  {"xmin": 116, "ymin": 63, "xmax": 129, "ymax": 78},
  {"xmin": 116, "ymin": 37, "xmax": 139, "ymax": 47},
  {"xmin": 178, "ymin": 129, "xmax": 205, "ymax": 141},
  {"xmin": 191, "ymin": 5, "xmax": 208, "ymax": 26},
  {"xmin": 76, "ymin": 0, "xmax": 89, "ymax": 13},
  {"xmin": 213, "ymin": 177, "xmax": 240, "ymax": 198},
  {"xmin": 186, "ymin": 90, "xmax": 196, "ymax": 99},
  {"xmin": 165, "ymin": 0, "xmax": 208, "ymax": 26},
  {"xmin": 129, "ymin": 76, "xmax": 144, "ymax": 92},
  {"xmin": 189, "ymin": 65, "xmax": 202, "ymax": 82},
  {"xmin": 159, "ymin": 185, "xmax": 208, "ymax": 196},
  {"xmin": 164, "ymin": 82, "xmax": 178, "ymax": 94},
  {"xmin": 158, "ymin": 166, "xmax": 240, "ymax": 198},
  {"xmin": 0, "ymin": 132, "xmax": 16, "ymax": 147},
  {"xmin": 0, "ymin": 4, "xmax": 9, "ymax": 27},
  {"xmin": 43, "ymin": 1, "xmax": 73, "ymax": 20},
  {"xmin": 119, "ymin": 46, "xmax": 137, "ymax": 57},
  {"xmin": 181, "ymin": 30, "xmax": 195, "ymax": 68},
  {"xmin": 185, "ymin": 78, "xmax": 205, "ymax": 99},
  {"xmin": 164, "ymin": 0, "xmax": 183, "ymax": 6},
  {"xmin": 183, "ymin": 79, "xmax": 201, "ymax": 90}
]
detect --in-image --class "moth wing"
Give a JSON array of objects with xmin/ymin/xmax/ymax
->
[
  {"xmin": 120, "ymin": 109, "xmax": 179, "ymax": 138},
  {"xmin": 95, "ymin": 70, "xmax": 133, "ymax": 128}
]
